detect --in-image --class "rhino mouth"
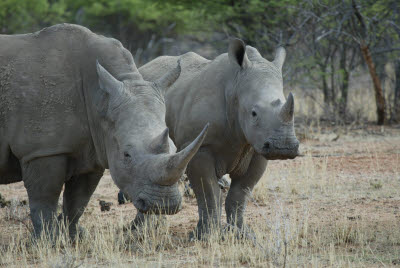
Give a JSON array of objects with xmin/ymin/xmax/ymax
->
[
  {"xmin": 134, "ymin": 197, "xmax": 182, "ymax": 215},
  {"xmin": 132, "ymin": 185, "xmax": 182, "ymax": 215},
  {"xmin": 261, "ymin": 139, "xmax": 299, "ymax": 160},
  {"xmin": 262, "ymin": 149, "xmax": 299, "ymax": 160}
]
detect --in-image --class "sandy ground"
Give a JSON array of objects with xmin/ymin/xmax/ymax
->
[{"xmin": 1, "ymin": 124, "xmax": 399, "ymax": 266}]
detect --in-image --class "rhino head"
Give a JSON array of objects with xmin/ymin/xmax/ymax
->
[
  {"xmin": 228, "ymin": 39, "xmax": 299, "ymax": 160},
  {"xmin": 95, "ymin": 60, "xmax": 208, "ymax": 214}
]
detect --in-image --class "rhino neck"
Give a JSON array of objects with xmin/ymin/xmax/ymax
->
[
  {"xmin": 83, "ymin": 83, "xmax": 110, "ymax": 169},
  {"xmin": 82, "ymin": 77, "xmax": 137, "ymax": 170},
  {"xmin": 218, "ymin": 55, "xmax": 248, "ymax": 147}
]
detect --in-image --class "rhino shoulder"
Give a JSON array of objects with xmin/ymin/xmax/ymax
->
[
  {"xmin": 84, "ymin": 31, "xmax": 137, "ymax": 81},
  {"xmin": 140, "ymin": 52, "xmax": 210, "ymax": 83},
  {"xmin": 29, "ymin": 23, "xmax": 92, "ymax": 40},
  {"xmin": 179, "ymin": 52, "xmax": 210, "ymax": 73},
  {"xmin": 33, "ymin": 24, "xmax": 135, "ymax": 78},
  {"xmin": 141, "ymin": 55, "xmax": 178, "ymax": 72},
  {"xmin": 180, "ymin": 51, "xmax": 208, "ymax": 63}
]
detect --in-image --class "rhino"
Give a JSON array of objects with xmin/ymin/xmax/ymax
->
[
  {"xmin": 0, "ymin": 24, "xmax": 208, "ymax": 238},
  {"xmin": 139, "ymin": 39, "xmax": 299, "ymax": 238}
]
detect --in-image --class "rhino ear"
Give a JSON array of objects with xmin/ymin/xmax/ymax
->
[
  {"xmin": 95, "ymin": 60, "xmax": 125, "ymax": 119},
  {"xmin": 228, "ymin": 38, "xmax": 250, "ymax": 68},
  {"xmin": 273, "ymin": 47, "xmax": 286, "ymax": 70},
  {"xmin": 155, "ymin": 59, "xmax": 181, "ymax": 91},
  {"xmin": 96, "ymin": 60, "xmax": 124, "ymax": 97}
]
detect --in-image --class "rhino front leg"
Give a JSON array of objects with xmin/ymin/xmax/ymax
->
[
  {"xmin": 22, "ymin": 155, "xmax": 67, "ymax": 238},
  {"xmin": 59, "ymin": 172, "xmax": 103, "ymax": 239},
  {"xmin": 226, "ymin": 154, "xmax": 267, "ymax": 234},
  {"xmin": 187, "ymin": 149, "xmax": 222, "ymax": 239}
]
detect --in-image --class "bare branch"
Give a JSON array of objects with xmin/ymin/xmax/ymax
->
[{"xmin": 372, "ymin": 47, "xmax": 400, "ymax": 55}]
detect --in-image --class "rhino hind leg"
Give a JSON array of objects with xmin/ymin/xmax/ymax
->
[
  {"xmin": 22, "ymin": 155, "xmax": 67, "ymax": 238},
  {"xmin": 187, "ymin": 150, "xmax": 222, "ymax": 240},
  {"xmin": 225, "ymin": 154, "xmax": 267, "ymax": 237},
  {"xmin": 59, "ymin": 171, "xmax": 103, "ymax": 239}
]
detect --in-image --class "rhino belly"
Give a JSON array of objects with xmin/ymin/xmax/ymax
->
[{"xmin": 0, "ymin": 143, "xmax": 22, "ymax": 184}]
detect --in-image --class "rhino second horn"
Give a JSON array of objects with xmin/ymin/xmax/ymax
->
[
  {"xmin": 279, "ymin": 92, "xmax": 294, "ymax": 123},
  {"xmin": 159, "ymin": 123, "xmax": 209, "ymax": 185},
  {"xmin": 151, "ymin": 128, "xmax": 170, "ymax": 153}
]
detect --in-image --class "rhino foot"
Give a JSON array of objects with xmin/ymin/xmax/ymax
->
[
  {"xmin": 130, "ymin": 212, "xmax": 166, "ymax": 231},
  {"xmin": 74, "ymin": 225, "xmax": 88, "ymax": 241},
  {"xmin": 56, "ymin": 214, "xmax": 87, "ymax": 241},
  {"xmin": 189, "ymin": 228, "xmax": 212, "ymax": 242},
  {"xmin": 65, "ymin": 225, "xmax": 88, "ymax": 243},
  {"xmin": 223, "ymin": 224, "xmax": 257, "ymax": 242},
  {"xmin": 188, "ymin": 223, "xmax": 224, "ymax": 242}
]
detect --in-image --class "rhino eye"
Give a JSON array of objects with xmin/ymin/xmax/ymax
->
[
  {"xmin": 252, "ymin": 111, "xmax": 257, "ymax": 117},
  {"xmin": 124, "ymin": 152, "xmax": 131, "ymax": 158}
]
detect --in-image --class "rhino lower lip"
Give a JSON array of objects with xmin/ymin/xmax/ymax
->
[
  {"xmin": 134, "ymin": 196, "xmax": 182, "ymax": 214},
  {"xmin": 262, "ymin": 149, "xmax": 299, "ymax": 160},
  {"xmin": 138, "ymin": 204, "xmax": 182, "ymax": 215}
]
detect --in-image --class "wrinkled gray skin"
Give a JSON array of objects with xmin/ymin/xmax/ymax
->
[
  {"xmin": 139, "ymin": 39, "xmax": 299, "ymax": 238},
  {"xmin": 0, "ymin": 24, "xmax": 208, "ymax": 239}
]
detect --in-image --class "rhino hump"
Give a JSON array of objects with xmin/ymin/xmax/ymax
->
[{"xmin": 0, "ymin": 24, "xmax": 137, "ymax": 178}]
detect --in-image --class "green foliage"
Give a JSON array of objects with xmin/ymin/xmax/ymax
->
[
  {"xmin": 159, "ymin": 0, "xmax": 299, "ymax": 52},
  {"xmin": 66, "ymin": 0, "xmax": 195, "ymax": 34},
  {"xmin": 0, "ymin": 0, "xmax": 68, "ymax": 34},
  {"xmin": 1, "ymin": 0, "xmax": 399, "ymax": 121}
]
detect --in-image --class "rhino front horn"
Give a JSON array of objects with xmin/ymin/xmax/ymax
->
[
  {"xmin": 159, "ymin": 123, "xmax": 209, "ymax": 185},
  {"xmin": 279, "ymin": 92, "xmax": 294, "ymax": 123}
]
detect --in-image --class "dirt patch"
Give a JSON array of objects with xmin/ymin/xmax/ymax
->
[{"xmin": 1, "ymin": 124, "xmax": 399, "ymax": 266}]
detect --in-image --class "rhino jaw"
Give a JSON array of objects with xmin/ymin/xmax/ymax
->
[
  {"xmin": 133, "ymin": 193, "xmax": 182, "ymax": 215},
  {"xmin": 261, "ymin": 136, "xmax": 299, "ymax": 160}
]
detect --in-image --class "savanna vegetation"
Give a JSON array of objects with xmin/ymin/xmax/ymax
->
[
  {"xmin": 1, "ymin": 0, "xmax": 399, "ymax": 267},
  {"xmin": 1, "ymin": 0, "xmax": 399, "ymax": 124}
]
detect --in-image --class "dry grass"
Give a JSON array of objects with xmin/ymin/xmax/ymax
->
[
  {"xmin": 292, "ymin": 72, "xmax": 380, "ymax": 123},
  {"xmin": 1, "ymin": 124, "xmax": 400, "ymax": 267}
]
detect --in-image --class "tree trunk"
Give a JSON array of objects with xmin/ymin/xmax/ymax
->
[
  {"xmin": 339, "ymin": 44, "xmax": 350, "ymax": 118},
  {"xmin": 392, "ymin": 59, "xmax": 400, "ymax": 122},
  {"xmin": 330, "ymin": 55, "xmax": 336, "ymax": 105},
  {"xmin": 352, "ymin": 0, "xmax": 386, "ymax": 125},
  {"xmin": 321, "ymin": 65, "xmax": 330, "ymax": 105},
  {"xmin": 360, "ymin": 44, "xmax": 386, "ymax": 125},
  {"xmin": 340, "ymin": 69, "xmax": 350, "ymax": 119}
]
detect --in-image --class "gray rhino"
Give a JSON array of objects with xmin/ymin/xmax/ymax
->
[
  {"xmin": 139, "ymin": 39, "xmax": 299, "ymax": 238},
  {"xmin": 0, "ymin": 24, "xmax": 208, "ymax": 238}
]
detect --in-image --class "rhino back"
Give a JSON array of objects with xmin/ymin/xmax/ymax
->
[
  {"xmin": 0, "ymin": 24, "xmax": 136, "ymax": 179},
  {"xmin": 140, "ymin": 52, "xmax": 228, "ymax": 149},
  {"xmin": 140, "ymin": 51, "xmax": 258, "ymax": 176}
]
